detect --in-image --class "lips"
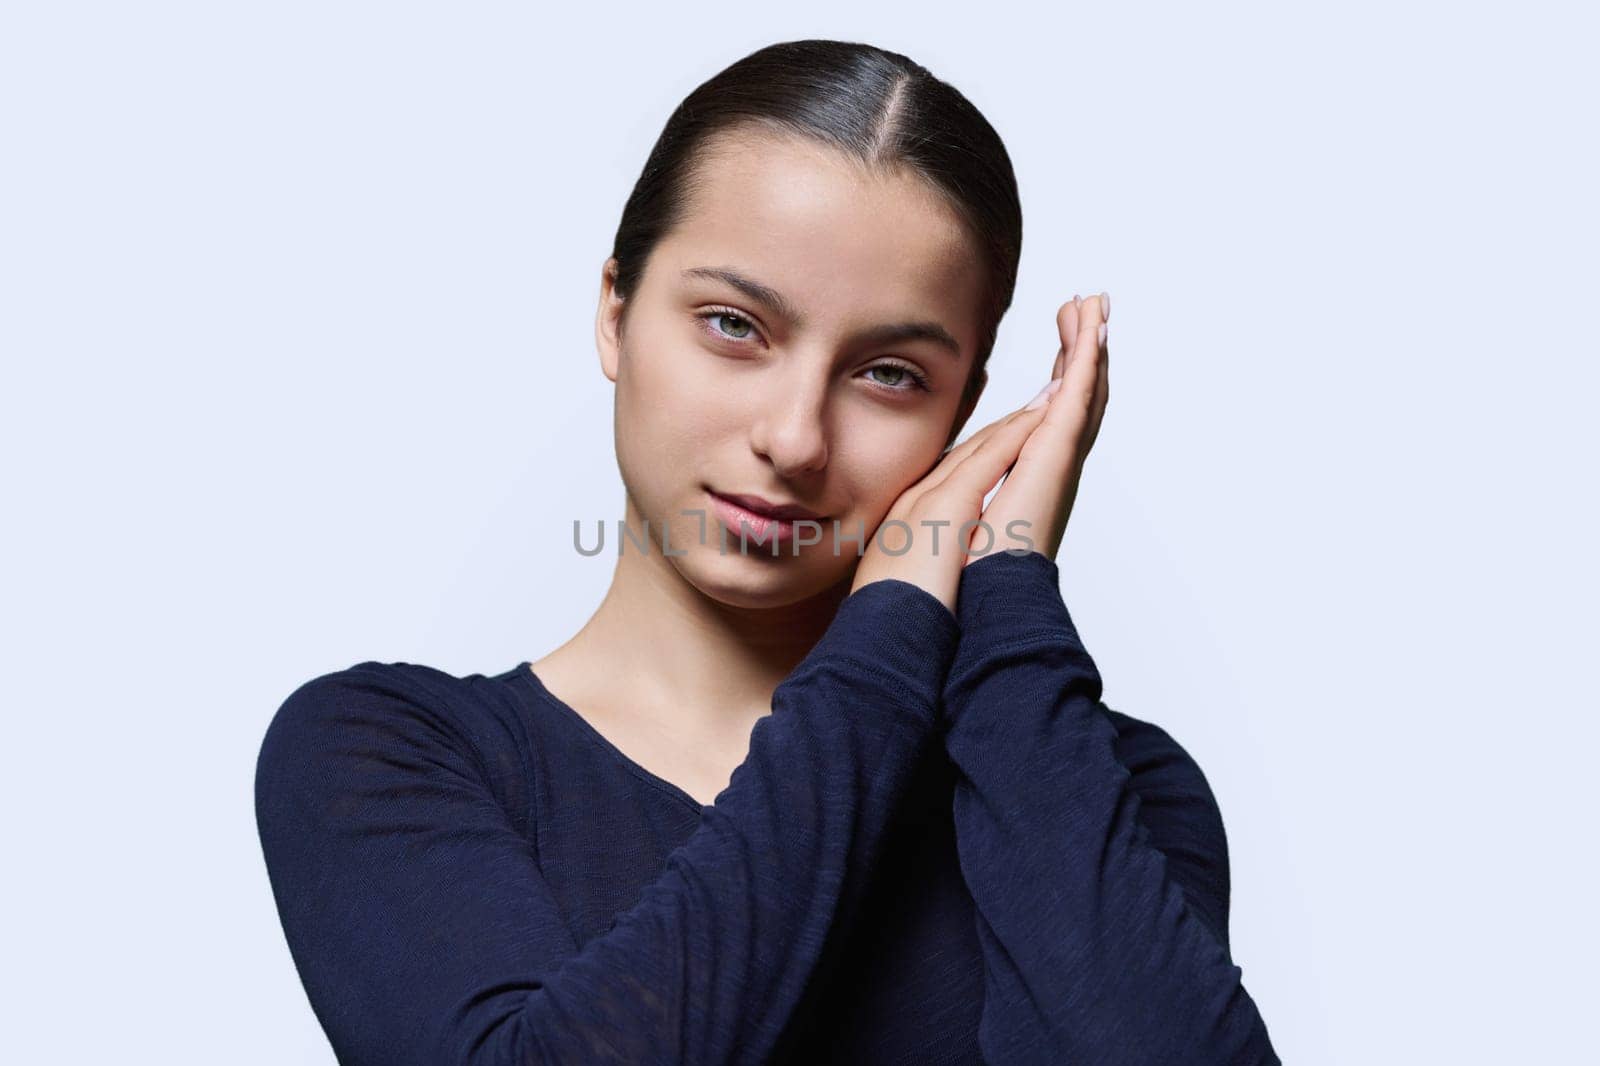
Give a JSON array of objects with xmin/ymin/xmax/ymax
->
[
  {"xmin": 706, "ymin": 489, "xmax": 830, "ymax": 550},
  {"xmin": 710, "ymin": 491, "xmax": 824, "ymax": 522}
]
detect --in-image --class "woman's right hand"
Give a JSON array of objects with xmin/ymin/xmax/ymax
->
[{"xmin": 849, "ymin": 387, "xmax": 1061, "ymax": 614}]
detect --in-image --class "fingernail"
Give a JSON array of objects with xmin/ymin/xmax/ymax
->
[
  {"xmin": 1098, "ymin": 322, "xmax": 1108, "ymax": 348},
  {"xmin": 1099, "ymin": 290, "xmax": 1110, "ymax": 322},
  {"xmin": 1024, "ymin": 378, "xmax": 1063, "ymax": 410}
]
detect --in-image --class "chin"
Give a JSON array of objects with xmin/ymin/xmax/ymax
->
[{"xmin": 678, "ymin": 544, "xmax": 849, "ymax": 611}]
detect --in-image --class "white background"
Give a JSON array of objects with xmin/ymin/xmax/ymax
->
[{"xmin": 4, "ymin": 2, "xmax": 1594, "ymax": 1061}]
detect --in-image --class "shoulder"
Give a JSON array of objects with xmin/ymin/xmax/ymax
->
[
  {"xmin": 256, "ymin": 661, "xmax": 532, "ymax": 825},
  {"xmin": 261, "ymin": 660, "xmax": 493, "ymax": 750},
  {"xmin": 1099, "ymin": 703, "xmax": 1234, "ymax": 952}
]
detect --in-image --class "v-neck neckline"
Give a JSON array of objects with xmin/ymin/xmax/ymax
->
[{"xmin": 508, "ymin": 661, "xmax": 709, "ymax": 815}]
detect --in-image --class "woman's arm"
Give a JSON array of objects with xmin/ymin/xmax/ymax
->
[
  {"xmin": 941, "ymin": 548, "xmax": 1281, "ymax": 1065},
  {"xmin": 255, "ymin": 577, "xmax": 958, "ymax": 1066}
]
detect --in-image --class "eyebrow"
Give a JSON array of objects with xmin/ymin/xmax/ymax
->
[{"xmin": 680, "ymin": 265, "xmax": 963, "ymax": 360}]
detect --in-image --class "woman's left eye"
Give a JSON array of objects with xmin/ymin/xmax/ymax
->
[{"xmin": 863, "ymin": 362, "xmax": 932, "ymax": 393}]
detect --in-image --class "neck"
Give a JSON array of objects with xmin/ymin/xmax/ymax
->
[{"xmin": 551, "ymin": 493, "xmax": 853, "ymax": 736}]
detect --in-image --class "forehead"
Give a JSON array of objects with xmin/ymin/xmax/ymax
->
[{"xmin": 658, "ymin": 130, "xmax": 984, "ymax": 350}]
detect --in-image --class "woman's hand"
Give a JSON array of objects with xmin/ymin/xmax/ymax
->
[
  {"xmin": 968, "ymin": 291, "xmax": 1110, "ymax": 565},
  {"xmin": 849, "ymin": 398, "xmax": 1053, "ymax": 614}
]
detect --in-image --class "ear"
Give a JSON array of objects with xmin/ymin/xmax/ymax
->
[
  {"xmin": 595, "ymin": 256, "xmax": 625, "ymax": 383},
  {"xmin": 944, "ymin": 364, "xmax": 988, "ymax": 450}
]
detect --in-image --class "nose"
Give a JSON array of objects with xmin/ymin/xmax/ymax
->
[{"xmin": 749, "ymin": 370, "xmax": 830, "ymax": 479}]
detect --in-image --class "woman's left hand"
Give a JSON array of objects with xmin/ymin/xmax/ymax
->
[{"xmin": 968, "ymin": 291, "xmax": 1110, "ymax": 565}]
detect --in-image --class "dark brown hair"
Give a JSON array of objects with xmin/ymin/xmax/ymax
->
[{"xmin": 609, "ymin": 39, "xmax": 1023, "ymax": 428}]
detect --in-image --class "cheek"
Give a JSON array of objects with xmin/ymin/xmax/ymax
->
[
  {"xmin": 621, "ymin": 341, "xmax": 719, "ymax": 435},
  {"xmin": 832, "ymin": 417, "xmax": 947, "ymax": 518},
  {"xmin": 616, "ymin": 341, "xmax": 739, "ymax": 486}
]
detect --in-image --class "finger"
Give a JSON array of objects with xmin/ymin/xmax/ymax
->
[
  {"xmin": 1055, "ymin": 296, "xmax": 1081, "ymax": 362},
  {"xmin": 1082, "ymin": 319, "xmax": 1110, "ymax": 452},
  {"xmin": 1007, "ymin": 295, "xmax": 1105, "ymax": 480},
  {"xmin": 928, "ymin": 404, "xmax": 1049, "ymax": 506},
  {"xmin": 1057, "ymin": 292, "xmax": 1105, "ymax": 420},
  {"xmin": 925, "ymin": 386, "xmax": 1051, "ymax": 485},
  {"xmin": 967, "ymin": 296, "xmax": 1110, "ymax": 559},
  {"xmin": 1075, "ymin": 292, "xmax": 1105, "ymax": 363},
  {"xmin": 916, "ymin": 404, "xmax": 1047, "ymax": 500},
  {"xmin": 1052, "ymin": 297, "xmax": 1080, "ymax": 380}
]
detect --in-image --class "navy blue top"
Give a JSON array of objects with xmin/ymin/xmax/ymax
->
[{"xmin": 255, "ymin": 549, "xmax": 1280, "ymax": 1064}]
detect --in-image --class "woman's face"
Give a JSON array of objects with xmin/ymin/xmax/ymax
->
[{"xmin": 597, "ymin": 129, "xmax": 989, "ymax": 609}]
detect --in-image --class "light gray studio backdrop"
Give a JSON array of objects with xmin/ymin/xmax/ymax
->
[{"xmin": 3, "ymin": 1, "xmax": 1593, "ymax": 1061}]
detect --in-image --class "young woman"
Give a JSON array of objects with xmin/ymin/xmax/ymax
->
[{"xmin": 256, "ymin": 39, "xmax": 1281, "ymax": 1065}]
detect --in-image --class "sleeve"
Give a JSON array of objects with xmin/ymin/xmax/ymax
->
[
  {"xmin": 1100, "ymin": 704, "xmax": 1236, "ymax": 962},
  {"xmin": 255, "ymin": 577, "xmax": 960, "ymax": 1066},
  {"xmin": 940, "ymin": 549, "xmax": 1281, "ymax": 1065}
]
